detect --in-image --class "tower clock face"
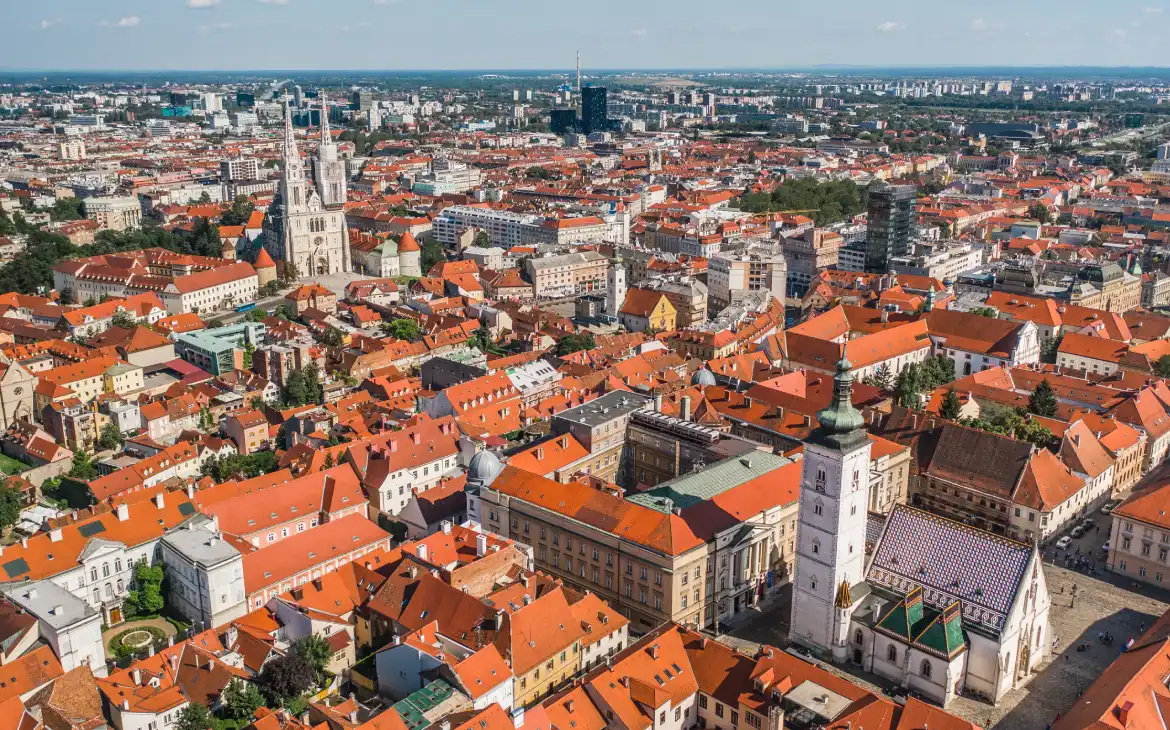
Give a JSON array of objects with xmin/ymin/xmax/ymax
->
[{"xmin": 315, "ymin": 237, "xmax": 324, "ymax": 246}]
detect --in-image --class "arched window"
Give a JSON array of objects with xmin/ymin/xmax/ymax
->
[
  {"xmin": 813, "ymin": 502, "xmax": 823, "ymax": 516},
  {"xmin": 811, "ymin": 538, "xmax": 821, "ymax": 555},
  {"xmin": 815, "ymin": 467, "xmax": 826, "ymax": 492},
  {"xmin": 854, "ymin": 630, "xmax": 863, "ymax": 645},
  {"xmin": 921, "ymin": 660, "xmax": 932, "ymax": 679},
  {"xmin": 887, "ymin": 645, "xmax": 897, "ymax": 662},
  {"xmin": 810, "ymin": 576, "xmax": 817, "ymax": 591}
]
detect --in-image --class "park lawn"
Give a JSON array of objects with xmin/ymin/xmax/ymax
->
[{"xmin": 0, "ymin": 454, "xmax": 28, "ymax": 475}]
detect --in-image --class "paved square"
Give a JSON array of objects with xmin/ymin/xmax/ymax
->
[{"xmin": 716, "ymin": 563, "xmax": 1170, "ymax": 729}]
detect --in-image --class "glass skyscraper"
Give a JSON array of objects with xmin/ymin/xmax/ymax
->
[{"xmin": 864, "ymin": 183, "xmax": 917, "ymax": 273}]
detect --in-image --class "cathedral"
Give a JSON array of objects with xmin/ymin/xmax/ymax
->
[
  {"xmin": 262, "ymin": 97, "xmax": 349, "ymax": 278},
  {"xmin": 789, "ymin": 346, "xmax": 1051, "ymax": 706}
]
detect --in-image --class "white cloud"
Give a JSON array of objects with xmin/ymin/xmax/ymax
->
[
  {"xmin": 373, "ymin": 0, "xmax": 401, "ymax": 4},
  {"xmin": 100, "ymin": 16, "xmax": 140, "ymax": 27},
  {"xmin": 1144, "ymin": 5, "xmax": 1163, "ymax": 12},
  {"xmin": 38, "ymin": 19, "xmax": 60, "ymax": 30},
  {"xmin": 630, "ymin": 28, "xmax": 648, "ymax": 37},
  {"xmin": 187, "ymin": 0, "xmax": 221, "ymax": 7},
  {"xmin": 1109, "ymin": 28, "xmax": 1128, "ymax": 39},
  {"xmin": 970, "ymin": 17, "xmax": 987, "ymax": 31},
  {"xmin": 876, "ymin": 21, "xmax": 903, "ymax": 32}
]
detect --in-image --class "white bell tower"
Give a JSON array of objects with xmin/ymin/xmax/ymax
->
[
  {"xmin": 789, "ymin": 345, "xmax": 872, "ymax": 661},
  {"xmin": 606, "ymin": 254, "xmax": 627, "ymax": 319}
]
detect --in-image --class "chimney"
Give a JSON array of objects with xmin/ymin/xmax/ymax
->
[
  {"xmin": 116, "ymin": 503, "xmax": 130, "ymax": 521},
  {"xmin": 225, "ymin": 625, "xmax": 238, "ymax": 648},
  {"xmin": 535, "ymin": 447, "xmax": 544, "ymax": 460},
  {"xmin": 1117, "ymin": 700, "xmax": 1134, "ymax": 727},
  {"xmin": 410, "ymin": 431, "xmax": 421, "ymax": 445},
  {"xmin": 121, "ymin": 700, "xmax": 130, "ymax": 711},
  {"xmin": 389, "ymin": 439, "xmax": 398, "ymax": 452},
  {"xmin": 301, "ymin": 713, "xmax": 311, "ymax": 726},
  {"xmin": 681, "ymin": 395, "xmax": 692, "ymax": 421},
  {"xmin": 132, "ymin": 668, "xmax": 142, "ymax": 686},
  {"xmin": 349, "ymin": 711, "xmax": 358, "ymax": 724},
  {"xmin": 1073, "ymin": 433, "xmax": 1081, "ymax": 447},
  {"xmin": 648, "ymin": 644, "xmax": 660, "ymax": 659},
  {"xmin": 49, "ymin": 529, "xmax": 63, "ymax": 543},
  {"xmin": 522, "ymin": 594, "xmax": 531, "ymax": 605},
  {"xmin": 417, "ymin": 544, "xmax": 428, "ymax": 562},
  {"xmin": 558, "ymin": 435, "xmax": 569, "ymax": 449},
  {"xmin": 407, "ymin": 565, "xmax": 418, "ymax": 579},
  {"xmin": 880, "ymin": 310, "xmax": 889, "ymax": 323},
  {"xmin": 154, "ymin": 492, "xmax": 165, "ymax": 509},
  {"xmin": 653, "ymin": 393, "xmax": 663, "ymax": 412},
  {"xmin": 186, "ymin": 482, "xmax": 195, "ymax": 499},
  {"xmin": 476, "ymin": 533, "xmax": 488, "ymax": 557},
  {"xmin": 565, "ymin": 700, "xmax": 574, "ymax": 713},
  {"xmin": 441, "ymin": 521, "xmax": 452, "ymax": 534}
]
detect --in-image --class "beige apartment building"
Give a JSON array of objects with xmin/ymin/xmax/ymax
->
[
  {"xmin": 524, "ymin": 251, "xmax": 607, "ymax": 297},
  {"xmin": 1108, "ymin": 475, "xmax": 1170, "ymax": 588},
  {"xmin": 471, "ymin": 453, "xmax": 801, "ymax": 635}
]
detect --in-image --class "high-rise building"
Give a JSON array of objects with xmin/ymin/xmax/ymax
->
[
  {"xmin": 236, "ymin": 92, "xmax": 255, "ymax": 107},
  {"xmin": 581, "ymin": 86, "xmax": 608, "ymax": 135},
  {"xmin": 864, "ymin": 183, "xmax": 917, "ymax": 273},
  {"xmin": 550, "ymin": 108, "xmax": 578, "ymax": 136},
  {"xmin": 221, "ymin": 157, "xmax": 260, "ymax": 182}
]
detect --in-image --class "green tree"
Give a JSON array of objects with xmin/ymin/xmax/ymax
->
[
  {"xmin": 222, "ymin": 679, "xmax": 265, "ymax": 721},
  {"xmin": 870, "ymin": 363, "xmax": 893, "ymax": 390},
  {"xmin": 243, "ymin": 342, "xmax": 255, "ymax": 370},
  {"xmin": 293, "ymin": 635, "xmax": 333, "ymax": 678},
  {"xmin": 938, "ymin": 388, "xmax": 963, "ymax": 420},
  {"xmin": 125, "ymin": 562, "xmax": 165, "ymax": 617},
  {"xmin": 556, "ymin": 332, "xmax": 596, "ymax": 356},
  {"xmin": 0, "ymin": 209, "xmax": 14, "ymax": 237},
  {"xmin": 321, "ymin": 327, "xmax": 344, "ymax": 348},
  {"xmin": 1027, "ymin": 203, "xmax": 1052, "ymax": 224},
  {"xmin": 1042, "ymin": 335, "xmax": 1063, "ymax": 365},
  {"xmin": 0, "ymin": 481, "xmax": 22, "ymax": 531},
  {"xmin": 1028, "ymin": 379, "xmax": 1059, "ymax": 418},
  {"xmin": 1157, "ymin": 354, "xmax": 1170, "ymax": 379},
  {"xmin": 98, "ymin": 421, "xmax": 124, "ymax": 451},
  {"xmin": 895, "ymin": 364, "xmax": 924, "ymax": 408},
  {"xmin": 220, "ymin": 196, "xmax": 256, "ymax": 227},
  {"xmin": 474, "ymin": 231, "xmax": 491, "ymax": 247},
  {"xmin": 970, "ymin": 306, "xmax": 997, "ymax": 318},
  {"xmin": 274, "ymin": 304, "xmax": 297, "ymax": 321},
  {"xmin": 381, "ymin": 318, "xmax": 422, "ymax": 341},
  {"xmin": 69, "ymin": 450, "xmax": 96, "ymax": 480},
  {"xmin": 175, "ymin": 703, "xmax": 213, "ymax": 730},
  {"xmin": 49, "ymin": 197, "xmax": 85, "ymax": 222},
  {"xmin": 420, "ymin": 239, "xmax": 444, "ymax": 274},
  {"xmin": 258, "ymin": 653, "xmax": 316, "ymax": 705},
  {"xmin": 110, "ymin": 310, "xmax": 136, "ymax": 329},
  {"xmin": 246, "ymin": 307, "xmax": 268, "ymax": 323},
  {"xmin": 919, "ymin": 356, "xmax": 956, "ymax": 390}
]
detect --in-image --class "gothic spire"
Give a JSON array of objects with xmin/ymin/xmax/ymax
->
[
  {"xmin": 281, "ymin": 99, "xmax": 304, "ymax": 182},
  {"xmin": 319, "ymin": 91, "xmax": 332, "ymax": 144}
]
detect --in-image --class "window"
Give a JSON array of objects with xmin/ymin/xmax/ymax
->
[
  {"xmin": 731, "ymin": 711, "xmax": 739, "ymax": 727},
  {"xmin": 813, "ymin": 503, "xmax": 823, "ymax": 516},
  {"xmin": 715, "ymin": 703, "xmax": 724, "ymax": 719},
  {"xmin": 855, "ymin": 630, "xmax": 863, "ymax": 645},
  {"xmin": 887, "ymin": 645, "xmax": 897, "ymax": 662},
  {"xmin": 921, "ymin": 660, "xmax": 932, "ymax": 679},
  {"xmin": 674, "ymin": 709, "xmax": 682, "ymax": 722},
  {"xmin": 640, "ymin": 566, "xmax": 647, "ymax": 580},
  {"xmin": 699, "ymin": 695, "xmax": 708, "ymax": 709},
  {"xmin": 809, "ymin": 577, "xmax": 817, "ymax": 591}
]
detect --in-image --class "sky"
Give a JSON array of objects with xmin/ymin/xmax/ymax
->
[{"xmin": 3, "ymin": 0, "xmax": 1169, "ymax": 72}]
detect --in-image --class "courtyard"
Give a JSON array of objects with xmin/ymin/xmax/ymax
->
[{"xmin": 715, "ymin": 561, "xmax": 1170, "ymax": 729}]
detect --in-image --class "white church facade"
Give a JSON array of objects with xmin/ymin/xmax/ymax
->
[
  {"xmin": 788, "ymin": 348, "xmax": 1051, "ymax": 707},
  {"xmin": 263, "ymin": 97, "xmax": 350, "ymax": 278}
]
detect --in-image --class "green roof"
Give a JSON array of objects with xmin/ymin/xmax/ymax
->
[
  {"xmin": 628, "ymin": 452, "xmax": 791, "ymax": 512},
  {"xmin": 391, "ymin": 679, "xmax": 457, "ymax": 730},
  {"xmin": 914, "ymin": 604, "xmax": 967, "ymax": 659}
]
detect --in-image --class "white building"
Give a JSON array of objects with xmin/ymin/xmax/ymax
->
[
  {"xmin": 709, "ymin": 249, "xmax": 787, "ymax": 309},
  {"xmin": 432, "ymin": 206, "xmax": 538, "ymax": 249},
  {"xmin": 789, "ymin": 356, "xmax": 1051, "ymax": 706},
  {"xmin": 314, "ymin": 94, "xmax": 347, "ymax": 207},
  {"xmin": 58, "ymin": 140, "xmax": 87, "ymax": 161},
  {"xmin": 4, "ymin": 580, "xmax": 107, "ymax": 676},
  {"xmin": 159, "ymin": 516, "xmax": 247, "ymax": 630},
  {"xmin": 84, "ymin": 196, "xmax": 141, "ymax": 232}
]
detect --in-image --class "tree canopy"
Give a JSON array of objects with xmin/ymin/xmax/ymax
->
[
  {"xmin": 381, "ymin": 318, "xmax": 423, "ymax": 342},
  {"xmin": 556, "ymin": 332, "xmax": 595, "ymax": 356},
  {"xmin": 938, "ymin": 388, "xmax": 963, "ymax": 420},
  {"xmin": 1027, "ymin": 379, "xmax": 1059, "ymax": 418},
  {"xmin": 258, "ymin": 653, "xmax": 316, "ymax": 705},
  {"xmin": 735, "ymin": 179, "xmax": 867, "ymax": 225}
]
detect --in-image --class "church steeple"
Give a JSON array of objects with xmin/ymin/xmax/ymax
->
[
  {"xmin": 809, "ymin": 341, "xmax": 869, "ymax": 452},
  {"xmin": 315, "ymin": 91, "xmax": 347, "ymax": 207},
  {"xmin": 281, "ymin": 99, "xmax": 305, "ymax": 184},
  {"xmin": 319, "ymin": 91, "xmax": 331, "ymax": 142}
]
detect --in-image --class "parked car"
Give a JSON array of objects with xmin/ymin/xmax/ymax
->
[
  {"xmin": 1056, "ymin": 536, "xmax": 1073, "ymax": 549},
  {"xmin": 1071, "ymin": 525, "xmax": 1086, "ymax": 538},
  {"xmin": 1101, "ymin": 502, "xmax": 1116, "ymax": 514},
  {"xmin": 1102, "ymin": 540, "xmax": 1111, "ymax": 552}
]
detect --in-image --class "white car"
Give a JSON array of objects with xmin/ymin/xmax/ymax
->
[
  {"xmin": 1056, "ymin": 536, "xmax": 1073, "ymax": 549},
  {"xmin": 1102, "ymin": 540, "xmax": 1111, "ymax": 552}
]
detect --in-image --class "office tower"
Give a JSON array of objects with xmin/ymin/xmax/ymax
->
[
  {"xmin": 864, "ymin": 183, "xmax": 917, "ymax": 273},
  {"xmin": 293, "ymin": 85, "xmax": 304, "ymax": 107},
  {"xmin": 581, "ymin": 86, "xmax": 607, "ymax": 135},
  {"xmin": 550, "ymin": 108, "xmax": 578, "ymax": 136},
  {"xmin": 236, "ymin": 92, "xmax": 255, "ymax": 107}
]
